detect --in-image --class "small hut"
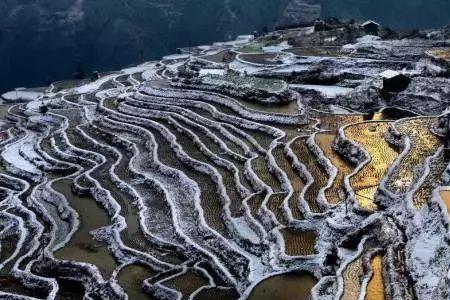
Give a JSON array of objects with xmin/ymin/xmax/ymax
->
[
  {"xmin": 380, "ymin": 70, "xmax": 411, "ymax": 93},
  {"xmin": 314, "ymin": 19, "xmax": 326, "ymax": 31},
  {"xmin": 361, "ymin": 20, "xmax": 380, "ymax": 36}
]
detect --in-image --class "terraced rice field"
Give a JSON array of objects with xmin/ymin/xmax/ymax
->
[
  {"xmin": 0, "ymin": 34, "xmax": 447, "ymax": 300},
  {"xmin": 341, "ymin": 254, "xmax": 365, "ymax": 300},
  {"xmin": 286, "ymin": 46, "xmax": 344, "ymax": 57},
  {"xmin": 429, "ymin": 48, "xmax": 450, "ymax": 61},
  {"xmin": 345, "ymin": 122, "xmax": 398, "ymax": 211},
  {"xmin": 340, "ymin": 240, "xmax": 387, "ymax": 300},
  {"xmin": 201, "ymin": 74, "xmax": 287, "ymax": 93},
  {"xmin": 291, "ymin": 136, "xmax": 328, "ymax": 213},
  {"xmin": 412, "ymin": 152, "xmax": 448, "ymax": 208},
  {"xmin": 248, "ymin": 272, "xmax": 317, "ymax": 300},
  {"xmin": 440, "ymin": 190, "xmax": 450, "ymax": 214},
  {"xmin": 388, "ymin": 117, "xmax": 442, "ymax": 194},
  {"xmin": 311, "ymin": 111, "xmax": 364, "ymax": 131},
  {"xmin": 366, "ymin": 255, "xmax": 386, "ymax": 300},
  {"xmin": 281, "ymin": 228, "xmax": 316, "ymax": 256},
  {"xmin": 238, "ymin": 53, "xmax": 281, "ymax": 65}
]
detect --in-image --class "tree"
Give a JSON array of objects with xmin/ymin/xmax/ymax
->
[
  {"xmin": 381, "ymin": 26, "xmax": 395, "ymax": 39},
  {"xmin": 90, "ymin": 71, "xmax": 100, "ymax": 81},
  {"xmin": 345, "ymin": 25, "xmax": 355, "ymax": 44}
]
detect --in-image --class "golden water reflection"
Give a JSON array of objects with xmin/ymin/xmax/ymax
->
[
  {"xmin": 390, "ymin": 118, "xmax": 441, "ymax": 193},
  {"xmin": 315, "ymin": 133, "xmax": 354, "ymax": 205},
  {"xmin": 413, "ymin": 153, "xmax": 447, "ymax": 208},
  {"xmin": 345, "ymin": 122, "xmax": 398, "ymax": 211},
  {"xmin": 311, "ymin": 111, "xmax": 363, "ymax": 132},
  {"xmin": 440, "ymin": 190, "xmax": 450, "ymax": 215},
  {"xmin": 366, "ymin": 255, "xmax": 385, "ymax": 300}
]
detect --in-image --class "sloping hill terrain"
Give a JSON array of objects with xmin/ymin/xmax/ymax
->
[
  {"xmin": 0, "ymin": 22, "xmax": 449, "ymax": 299},
  {"xmin": 0, "ymin": 0, "xmax": 288, "ymax": 93},
  {"xmin": 2, "ymin": 0, "xmax": 450, "ymax": 94}
]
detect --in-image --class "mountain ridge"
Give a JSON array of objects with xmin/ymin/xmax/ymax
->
[{"xmin": 1, "ymin": 0, "xmax": 450, "ymax": 93}]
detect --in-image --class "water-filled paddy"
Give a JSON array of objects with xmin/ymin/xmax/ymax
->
[
  {"xmin": 315, "ymin": 132, "xmax": 353, "ymax": 205},
  {"xmin": 341, "ymin": 254, "xmax": 364, "ymax": 300},
  {"xmin": 53, "ymin": 179, "xmax": 117, "ymax": 279},
  {"xmin": 117, "ymin": 264, "xmax": 156, "ymax": 300},
  {"xmin": 365, "ymin": 255, "xmax": 386, "ymax": 300},
  {"xmin": 248, "ymin": 272, "xmax": 317, "ymax": 300},
  {"xmin": 345, "ymin": 122, "xmax": 398, "ymax": 211},
  {"xmin": 281, "ymin": 228, "xmax": 317, "ymax": 256},
  {"xmin": 389, "ymin": 118, "xmax": 441, "ymax": 193},
  {"xmin": 291, "ymin": 137, "xmax": 328, "ymax": 213},
  {"xmin": 0, "ymin": 25, "xmax": 447, "ymax": 300},
  {"xmin": 440, "ymin": 190, "xmax": 450, "ymax": 215}
]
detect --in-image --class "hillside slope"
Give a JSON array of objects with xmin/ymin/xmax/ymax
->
[{"xmin": 1, "ymin": 0, "xmax": 450, "ymax": 93}]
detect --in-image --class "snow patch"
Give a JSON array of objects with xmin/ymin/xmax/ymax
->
[
  {"xmin": 1, "ymin": 91, "xmax": 43, "ymax": 103},
  {"xmin": 290, "ymin": 84, "xmax": 353, "ymax": 98}
]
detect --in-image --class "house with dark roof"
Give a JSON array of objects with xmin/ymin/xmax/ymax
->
[
  {"xmin": 380, "ymin": 70, "xmax": 411, "ymax": 93},
  {"xmin": 361, "ymin": 20, "xmax": 380, "ymax": 36}
]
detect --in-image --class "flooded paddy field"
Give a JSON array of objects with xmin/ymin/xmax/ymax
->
[
  {"xmin": 344, "ymin": 122, "xmax": 399, "ymax": 211},
  {"xmin": 387, "ymin": 117, "xmax": 442, "ymax": 194},
  {"xmin": 248, "ymin": 272, "xmax": 317, "ymax": 300},
  {"xmin": 1, "ymin": 24, "xmax": 449, "ymax": 300},
  {"xmin": 366, "ymin": 255, "xmax": 386, "ymax": 300}
]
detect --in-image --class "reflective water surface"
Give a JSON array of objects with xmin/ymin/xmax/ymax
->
[{"xmin": 248, "ymin": 272, "xmax": 317, "ymax": 300}]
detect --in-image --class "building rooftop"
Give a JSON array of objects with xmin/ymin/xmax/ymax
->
[{"xmin": 361, "ymin": 20, "xmax": 380, "ymax": 27}]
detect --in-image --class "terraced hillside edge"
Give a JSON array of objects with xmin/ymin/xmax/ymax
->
[{"xmin": 0, "ymin": 21, "xmax": 450, "ymax": 299}]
